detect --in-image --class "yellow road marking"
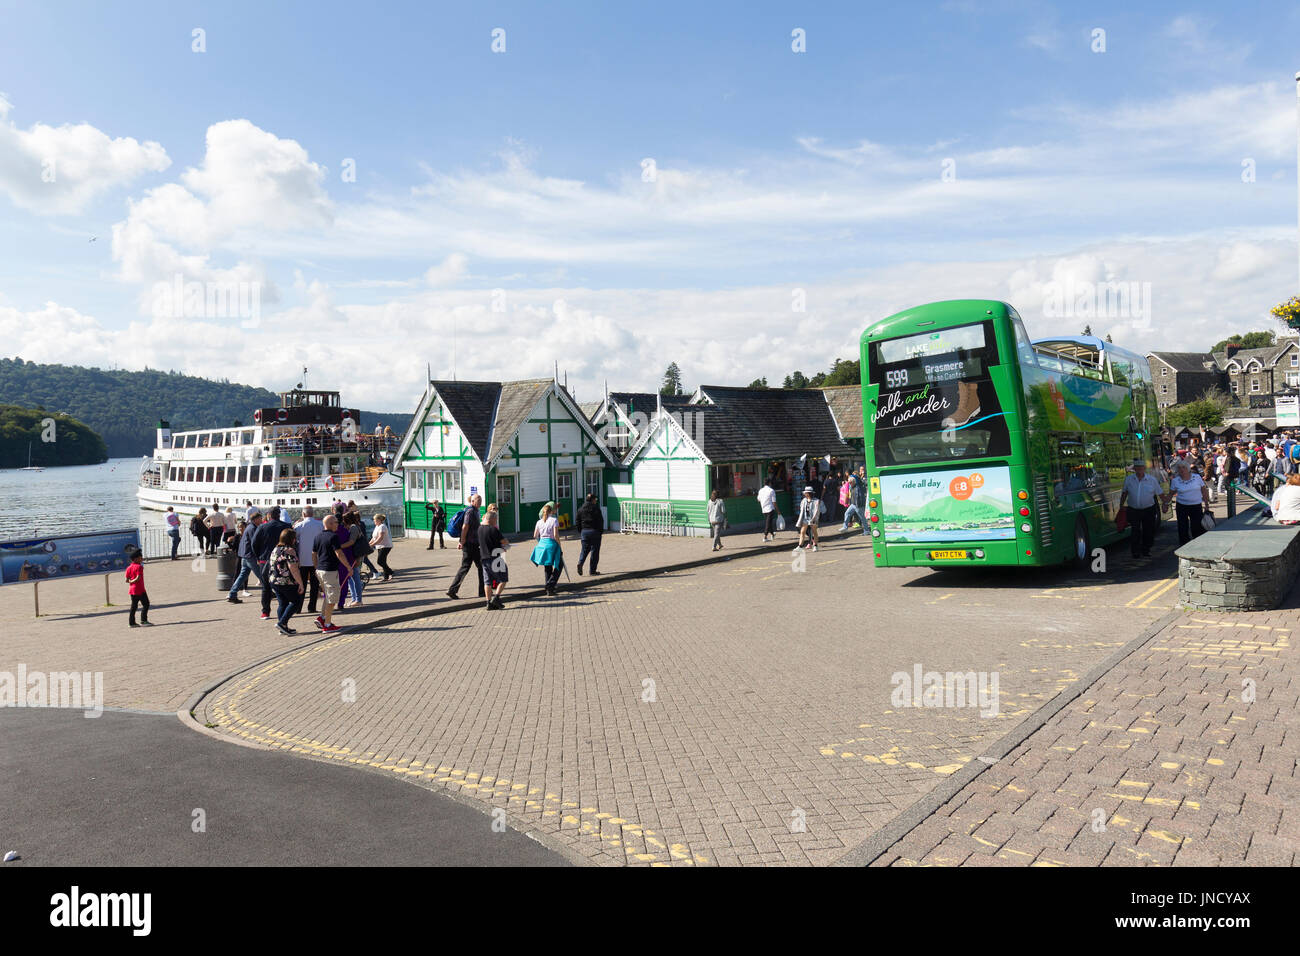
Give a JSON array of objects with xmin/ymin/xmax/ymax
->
[{"xmin": 206, "ymin": 636, "xmax": 709, "ymax": 866}]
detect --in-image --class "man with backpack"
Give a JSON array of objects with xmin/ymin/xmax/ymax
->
[{"xmin": 445, "ymin": 495, "xmax": 484, "ymax": 600}]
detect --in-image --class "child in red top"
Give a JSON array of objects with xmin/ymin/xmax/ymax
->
[{"xmin": 125, "ymin": 550, "xmax": 152, "ymax": 627}]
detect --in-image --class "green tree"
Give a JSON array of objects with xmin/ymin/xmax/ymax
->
[
  {"xmin": 1211, "ymin": 331, "xmax": 1275, "ymax": 353},
  {"xmin": 746, "ymin": 377, "xmax": 768, "ymax": 388},
  {"xmin": 822, "ymin": 358, "xmax": 860, "ymax": 386},
  {"xmin": 660, "ymin": 362, "xmax": 683, "ymax": 397},
  {"xmin": 782, "ymin": 371, "xmax": 809, "ymax": 389},
  {"xmin": 1164, "ymin": 388, "xmax": 1228, "ymax": 429},
  {"xmin": 1081, "ymin": 324, "xmax": 1093, "ymax": 336}
]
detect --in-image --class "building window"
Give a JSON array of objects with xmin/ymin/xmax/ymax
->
[
  {"xmin": 1251, "ymin": 380, "xmax": 1260, "ymax": 392},
  {"xmin": 1292, "ymin": 352, "xmax": 1298, "ymax": 367},
  {"xmin": 1160, "ymin": 384, "xmax": 1168, "ymax": 393},
  {"xmin": 585, "ymin": 467, "xmax": 602, "ymax": 499},
  {"xmin": 1230, "ymin": 380, "xmax": 1239, "ymax": 393},
  {"xmin": 1287, "ymin": 371, "xmax": 1300, "ymax": 387},
  {"xmin": 556, "ymin": 471, "xmax": 573, "ymax": 503},
  {"xmin": 444, "ymin": 468, "xmax": 462, "ymax": 502},
  {"xmin": 1160, "ymin": 366, "xmax": 1167, "ymax": 376}
]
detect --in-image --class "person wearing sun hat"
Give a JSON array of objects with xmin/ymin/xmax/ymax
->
[{"xmin": 794, "ymin": 485, "xmax": 820, "ymax": 552}]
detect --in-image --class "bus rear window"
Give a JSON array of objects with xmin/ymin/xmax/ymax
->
[{"xmin": 868, "ymin": 320, "xmax": 1011, "ymax": 466}]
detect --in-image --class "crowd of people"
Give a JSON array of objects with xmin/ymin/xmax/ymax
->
[
  {"xmin": 132, "ymin": 436, "xmax": 1300, "ymax": 627},
  {"xmin": 199, "ymin": 498, "xmax": 399, "ymax": 635}
]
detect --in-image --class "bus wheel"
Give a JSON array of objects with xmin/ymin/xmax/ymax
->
[{"xmin": 1072, "ymin": 518, "xmax": 1091, "ymax": 566}]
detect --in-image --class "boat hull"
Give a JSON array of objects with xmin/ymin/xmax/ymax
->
[{"xmin": 136, "ymin": 471, "xmax": 403, "ymax": 522}]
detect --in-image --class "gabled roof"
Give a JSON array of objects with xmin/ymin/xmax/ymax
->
[
  {"xmin": 1147, "ymin": 351, "xmax": 1215, "ymax": 373},
  {"xmin": 486, "ymin": 379, "xmax": 552, "ymax": 463},
  {"xmin": 394, "ymin": 378, "xmax": 618, "ymax": 469},
  {"xmin": 435, "ymin": 381, "xmax": 503, "ymax": 462},
  {"xmin": 684, "ymin": 385, "xmax": 854, "ymax": 462},
  {"xmin": 821, "ymin": 386, "xmax": 864, "ymax": 441}
]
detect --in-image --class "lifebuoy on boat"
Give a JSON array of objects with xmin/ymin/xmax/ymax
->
[
  {"xmin": 276, "ymin": 409, "xmax": 288, "ymax": 422},
  {"xmin": 298, "ymin": 477, "xmax": 309, "ymax": 491},
  {"xmin": 253, "ymin": 409, "xmax": 262, "ymax": 423}
]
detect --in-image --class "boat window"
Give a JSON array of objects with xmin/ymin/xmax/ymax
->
[
  {"xmin": 205, "ymin": 467, "xmax": 215, "ymax": 482},
  {"xmin": 238, "ymin": 466, "xmax": 248, "ymax": 482},
  {"xmin": 215, "ymin": 467, "xmax": 224, "ymax": 483},
  {"xmin": 226, "ymin": 467, "xmax": 236, "ymax": 482},
  {"xmin": 198, "ymin": 433, "xmax": 209, "ymax": 448},
  {"xmin": 262, "ymin": 465, "xmax": 273, "ymax": 483},
  {"xmin": 242, "ymin": 430, "xmax": 254, "ymax": 444}
]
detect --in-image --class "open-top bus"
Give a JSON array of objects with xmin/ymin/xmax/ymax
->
[{"xmin": 861, "ymin": 299, "xmax": 1160, "ymax": 567}]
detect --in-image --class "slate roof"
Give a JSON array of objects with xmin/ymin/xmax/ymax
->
[
  {"xmin": 821, "ymin": 386, "xmax": 864, "ymax": 441},
  {"xmin": 430, "ymin": 381, "xmax": 502, "ymax": 462},
  {"xmin": 687, "ymin": 386, "xmax": 854, "ymax": 462},
  {"xmin": 487, "ymin": 379, "xmax": 553, "ymax": 463},
  {"xmin": 1148, "ymin": 352, "xmax": 1215, "ymax": 373},
  {"xmin": 609, "ymin": 391, "xmax": 693, "ymax": 417}
]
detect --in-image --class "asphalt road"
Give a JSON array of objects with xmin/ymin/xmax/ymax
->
[{"xmin": 0, "ymin": 709, "xmax": 566, "ymax": 866}]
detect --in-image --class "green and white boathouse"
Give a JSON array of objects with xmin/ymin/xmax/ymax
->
[{"xmin": 394, "ymin": 378, "xmax": 622, "ymax": 537}]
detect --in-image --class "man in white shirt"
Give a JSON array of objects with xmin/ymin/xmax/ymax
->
[
  {"xmin": 757, "ymin": 481, "xmax": 778, "ymax": 541},
  {"xmin": 293, "ymin": 506, "xmax": 325, "ymax": 615},
  {"xmin": 1118, "ymin": 460, "xmax": 1163, "ymax": 558},
  {"xmin": 1163, "ymin": 462, "xmax": 1212, "ymax": 545}
]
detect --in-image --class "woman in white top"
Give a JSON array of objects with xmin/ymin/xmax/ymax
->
[
  {"xmin": 369, "ymin": 512, "xmax": 396, "ymax": 582},
  {"xmin": 1270, "ymin": 474, "xmax": 1300, "ymax": 525},
  {"xmin": 530, "ymin": 503, "xmax": 564, "ymax": 595},
  {"xmin": 1163, "ymin": 463, "xmax": 1211, "ymax": 545}
]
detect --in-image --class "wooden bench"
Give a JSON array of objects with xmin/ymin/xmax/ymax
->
[{"xmin": 1176, "ymin": 503, "xmax": 1300, "ymax": 611}]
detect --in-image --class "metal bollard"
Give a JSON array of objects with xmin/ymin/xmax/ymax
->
[{"xmin": 1226, "ymin": 482, "xmax": 1236, "ymax": 519}]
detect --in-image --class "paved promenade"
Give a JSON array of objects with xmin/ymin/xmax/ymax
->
[
  {"xmin": 2, "ymin": 528, "xmax": 813, "ymax": 713},
  {"xmin": 871, "ymin": 602, "xmax": 1299, "ymax": 867},
  {"xmin": 192, "ymin": 537, "xmax": 1181, "ymax": 866},
  {"xmin": 7, "ymin": 515, "xmax": 1290, "ymax": 868}
]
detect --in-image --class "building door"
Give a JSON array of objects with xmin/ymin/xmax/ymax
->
[
  {"xmin": 556, "ymin": 470, "xmax": 575, "ymax": 526},
  {"xmin": 496, "ymin": 473, "xmax": 517, "ymax": 534}
]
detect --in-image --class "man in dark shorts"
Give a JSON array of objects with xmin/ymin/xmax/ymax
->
[{"xmin": 477, "ymin": 506, "xmax": 510, "ymax": 610}]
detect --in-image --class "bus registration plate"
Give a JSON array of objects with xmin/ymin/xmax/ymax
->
[{"xmin": 929, "ymin": 550, "xmax": 968, "ymax": 560}]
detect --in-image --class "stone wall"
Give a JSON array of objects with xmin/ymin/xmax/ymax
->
[{"xmin": 1178, "ymin": 524, "xmax": 1300, "ymax": 611}]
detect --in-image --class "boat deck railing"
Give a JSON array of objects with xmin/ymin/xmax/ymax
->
[{"xmin": 272, "ymin": 468, "xmax": 388, "ymax": 494}]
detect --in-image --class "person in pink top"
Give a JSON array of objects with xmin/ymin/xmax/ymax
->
[{"xmin": 124, "ymin": 550, "xmax": 153, "ymax": 627}]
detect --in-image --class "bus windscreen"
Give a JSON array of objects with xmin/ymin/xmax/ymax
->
[{"xmin": 868, "ymin": 320, "xmax": 1012, "ymax": 467}]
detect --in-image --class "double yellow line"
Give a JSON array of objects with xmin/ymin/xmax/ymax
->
[{"xmin": 1127, "ymin": 576, "xmax": 1178, "ymax": 609}]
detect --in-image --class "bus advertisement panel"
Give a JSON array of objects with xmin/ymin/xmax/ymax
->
[{"xmin": 878, "ymin": 466, "xmax": 1016, "ymax": 543}]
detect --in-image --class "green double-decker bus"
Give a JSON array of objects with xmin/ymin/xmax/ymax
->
[{"xmin": 860, "ymin": 299, "xmax": 1160, "ymax": 568}]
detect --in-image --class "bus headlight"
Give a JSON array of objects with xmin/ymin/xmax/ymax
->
[
  {"xmin": 1020, "ymin": 523, "xmax": 1032, "ymax": 533},
  {"xmin": 975, "ymin": 549, "xmax": 985, "ymax": 558},
  {"xmin": 871, "ymin": 529, "xmax": 880, "ymax": 537}
]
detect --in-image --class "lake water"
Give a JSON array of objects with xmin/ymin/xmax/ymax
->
[
  {"xmin": 0, "ymin": 458, "xmax": 149, "ymax": 541},
  {"xmin": 0, "ymin": 457, "xmax": 403, "ymax": 557}
]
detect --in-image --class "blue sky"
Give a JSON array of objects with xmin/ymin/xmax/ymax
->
[{"xmin": 1, "ymin": 0, "xmax": 1298, "ymax": 409}]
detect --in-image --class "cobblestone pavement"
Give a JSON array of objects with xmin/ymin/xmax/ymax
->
[
  {"xmin": 196, "ymin": 535, "xmax": 1186, "ymax": 866},
  {"xmin": 872, "ymin": 600, "xmax": 1299, "ymax": 868},
  {"xmin": 0, "ymin": 529, "xmax": 811, "ymax": 712}
]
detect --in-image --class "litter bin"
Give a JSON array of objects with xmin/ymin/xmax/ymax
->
[{"xmin": 215, "ymin": 549, "xmax": 237, "ymax": 592}]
